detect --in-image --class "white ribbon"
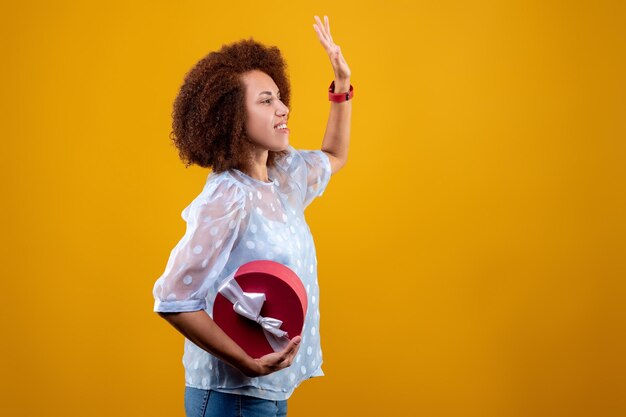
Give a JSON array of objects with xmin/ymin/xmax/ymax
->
[{"xmin": 217, "ymin": 276, "xmax": 290, "ymax": 352}]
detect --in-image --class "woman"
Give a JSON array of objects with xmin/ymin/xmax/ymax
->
[{"xmin": 152, "ymin": 15, "xmax": 352, "ymax": 417}]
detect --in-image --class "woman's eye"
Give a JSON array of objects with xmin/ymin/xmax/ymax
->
[{"xmin": 263, "ymin": 99, "xmax": 272, "ymax": 104}]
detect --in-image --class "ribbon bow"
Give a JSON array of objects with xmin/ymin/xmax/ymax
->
[{"xmin": 217, "ymin": 276, "xmax": 290, "ymax": 352}]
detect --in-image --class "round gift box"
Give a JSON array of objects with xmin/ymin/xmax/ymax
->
[{"xmin": 212, "ymin": 260, "xmax": 308, "ymax": 359}]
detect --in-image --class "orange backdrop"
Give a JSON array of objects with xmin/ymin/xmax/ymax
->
[{"xmin": 1, "ymin": 1, "xmax": 625, "ymax": 416}]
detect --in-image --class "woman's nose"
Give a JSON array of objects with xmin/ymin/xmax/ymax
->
[{"xmin": 276, "ymin": 104, "xmax": 289, "ymax": 116}]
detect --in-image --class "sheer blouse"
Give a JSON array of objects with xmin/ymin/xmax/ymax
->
[{"xmin": 152, "ymin": 145, "xmax": 332, "ymax": 400}]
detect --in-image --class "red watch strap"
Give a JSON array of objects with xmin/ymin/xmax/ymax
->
[{"xmin": 328, "ymin": 80, "xmax": 354, "ymax": 102}]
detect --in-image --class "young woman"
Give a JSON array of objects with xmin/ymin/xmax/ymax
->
[{"xmin": 152, "ymin": 15, "xmax": 352, "ymax": 417}]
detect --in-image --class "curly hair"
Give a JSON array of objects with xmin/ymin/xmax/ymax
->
[{"xmin": 169, "ymin": 37, "xmax": 291, "ymax": 172}]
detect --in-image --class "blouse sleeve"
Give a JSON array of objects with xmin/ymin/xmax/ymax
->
[
  {"xmin": 280, "ymin": 145, "xmax": 332, "ymax": 210},
  {"xmin": 152, "ymin": 178, "xmax": 248, "ymax": 313}
]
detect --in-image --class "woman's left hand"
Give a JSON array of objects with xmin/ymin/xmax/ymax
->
[{"xmin": 313, "ymin": 15, "xmax": 351, "ymax": 82}]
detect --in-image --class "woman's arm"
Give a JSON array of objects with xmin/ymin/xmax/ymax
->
[
  {"xmin": 321, "ymin": 81, "xmax": 351, "ymax": 174},
  {"xmin": 313, "ymin": 15, "xmax": 352, "ymax": 174},
  {"xmin": 157, "ymin": 311, "xmax": 301, "ymax": 377},
  {"xmin": 158, "ymin": 311, "xmax": 254, "ymax": 374}
]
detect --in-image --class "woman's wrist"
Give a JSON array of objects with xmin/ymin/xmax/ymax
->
[
  {"xmin": 333, "ymin": 78, "xmax": 351, "ymax": 93},
  {"xmin": 241, "ymin": 355, "xmax": 262, "ymax": 377}
]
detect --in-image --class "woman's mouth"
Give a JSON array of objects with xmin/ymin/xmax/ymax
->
[{"xmin": 274, "ymin": 123, "xmax": 289, "ymax": 134}]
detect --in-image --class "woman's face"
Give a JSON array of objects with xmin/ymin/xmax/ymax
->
[{"xmin": 241, "ymin": 69, "xmax": 290, "ymax": 152}]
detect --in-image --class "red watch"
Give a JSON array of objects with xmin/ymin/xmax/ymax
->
[{"xmin": 328, "ymin": 80, "xmax": 354, "ymax": 102}]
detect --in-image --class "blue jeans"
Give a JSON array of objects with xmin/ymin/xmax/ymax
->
[{"xmin": 184, "ymin": 386, "xmax": 288, "ymax": 417}]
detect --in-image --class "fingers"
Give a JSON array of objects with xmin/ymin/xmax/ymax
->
[
  {"xmin": 277, "ymin": 336, "xmax": 301, "ymax": 367},
  {"xmin": 312, "ymin": 23, "xmax": 325, "ymax": 45},
  {"xmin": 324, "ymin": 15, "xmax": 334, "ymax": 44},
  {"xmin": 314, "ymin": 15, "xmax": 324, "ymax": 33},
  {"xmin": 313, "ymin": 15, "xmax": 331, "ymax": 45},
  {"xmin": 282, "ymin": 336, "xmax": 301, "ymax": 358}
]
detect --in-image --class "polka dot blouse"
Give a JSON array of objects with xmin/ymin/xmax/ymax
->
[{"xmin": 152, "ymin": 144, "xmax": 332, "ymax": 401}]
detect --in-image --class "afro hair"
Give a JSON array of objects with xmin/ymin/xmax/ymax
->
[{"xmin": 170, "ymin": 37, "xmax": 292, "ymax": 172}]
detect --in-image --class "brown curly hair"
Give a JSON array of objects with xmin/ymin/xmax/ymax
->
[{"xmin": 169, "ymin": 37, "xmax": 291, "ymax": 172}]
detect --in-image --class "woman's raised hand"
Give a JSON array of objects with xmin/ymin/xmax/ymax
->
[{"xmin": 313, "ymin": 15, "xmax": 351, "ymax": 82}]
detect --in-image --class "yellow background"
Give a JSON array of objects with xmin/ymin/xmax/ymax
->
[{"xmin": 1, "ymin": 0, "xmax": 625, "ymax": 416}]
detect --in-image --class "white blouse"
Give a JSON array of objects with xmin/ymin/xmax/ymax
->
[{"xmin": 152, "ymin": 144, "xmax": 332, "ymax": 401}]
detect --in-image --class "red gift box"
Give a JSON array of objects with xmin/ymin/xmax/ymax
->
[{"xmin": 212, "ymin": 260, "xmax": 308, "ymax": 359}]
